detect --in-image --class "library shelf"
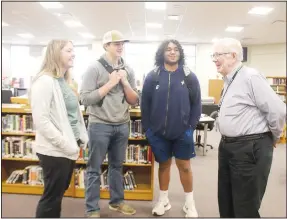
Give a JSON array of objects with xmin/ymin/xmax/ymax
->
[
  {"xmin": 266, "ymin": 76, "xmax": 286, "ymax": 144},
  {"xmin": 2, "ymin": 182, "xmax": 74, "ymax": 197},
  {"xmin": 2, "ymin": 103, "xmax": 154, "ymax": 201},
  {"xmin": 2, "ymin": 132, "xmax": 147, "ymax": 141},
  {"xmin": 2, "ymin": 132, "xmax": 36, "ymax": 136},
  {"xmin": 2, "ymin": 158, "xmax": 152, "ymax": 167},
  {"xmin": 74, "ymin": 184, "xmax": 153, "ymax": 200}
]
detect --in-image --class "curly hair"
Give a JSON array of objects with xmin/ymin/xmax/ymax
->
[{"xmin": 154, "ymin": 39, "xmax": 185, "ymax": 67}]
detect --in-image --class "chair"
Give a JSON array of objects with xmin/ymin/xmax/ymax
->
[
  {"xmin": 2, "ymin": 90, "xmax": 13, "ymax": 103},
  {"xmin": 194, "ymin": 111, "xmax": 218, "ymax": 151}
]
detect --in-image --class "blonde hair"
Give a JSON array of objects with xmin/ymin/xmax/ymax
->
[
  {"xmin": 29, "ymin": 40, "xmax": 74, "ymax": 103},
  {"xmin": 33, "ymin": 39, "xmax": 73, "ymax": 84}
]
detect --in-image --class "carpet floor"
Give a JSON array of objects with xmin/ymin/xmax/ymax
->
[{"xmin": 2, "ymin": 130, "xmax": 286, "ymax": 217}]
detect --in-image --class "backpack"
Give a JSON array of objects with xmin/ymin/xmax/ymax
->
[
  {"xmin": 97, "ymin": 57, "xmax": 128, "ymax": 106},
  {"xmin": 150, "ymin": 65, "xmax": 195, "ymax": 105}
]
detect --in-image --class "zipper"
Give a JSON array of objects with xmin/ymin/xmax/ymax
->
[{"xmin": 163, "ymin": 73, "xmax": 171, "ymax": 135}]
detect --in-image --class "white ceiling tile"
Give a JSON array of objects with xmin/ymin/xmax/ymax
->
[{"xmin": 1, "ymin": 1, "xmax": 286, "ymax": 45}]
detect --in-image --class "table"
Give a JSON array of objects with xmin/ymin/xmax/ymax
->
[{"xmin": 198, "ymin": 115, "xmax": 215, "ymax": 156}]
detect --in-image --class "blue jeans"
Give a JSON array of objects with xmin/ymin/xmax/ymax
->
[{"xmin": 85, "ymin": 122, "xmax": 129, "ymax": 213}]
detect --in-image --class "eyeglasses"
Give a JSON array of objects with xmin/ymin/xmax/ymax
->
[{"xmin": 210, "ymin": 52, "xmax": 230, "ymax": 59}]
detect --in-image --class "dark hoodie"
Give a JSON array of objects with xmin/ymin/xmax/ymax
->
[{"xmin": 141, "ymin": 65, "xmax": 201, "ymax": 140}]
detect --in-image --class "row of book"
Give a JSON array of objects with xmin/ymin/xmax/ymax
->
[
  {"xmin": 6, "ymin": 165, "xmax": 43, "ymax": 185},
  {"xmin": 2, "ymin": 137, "xmax": 36, "ymax": 159},
  {"xmin": 2, "ymin": 114, "xmax": 34, "ymax": 133},
  {"xmin": 6, "ymin": 165, "xmax": 138, "ymax": 191},
  {"xmin": 78, "ymin": 144, "xmax": 152, "ymax": 164},
  {"xmin": 2, "ymin": 114, "xmax": 146, "ymax": 139},
  {"xmin": 129, "ymin": 120, "xmax": 145, "ymax": 138},
  {"xmin": 267, "ymin": 77, "xmax": 286, "ymax": 85},
  {"xmin": 75, "ymin": 168, "xmax": 137, "ymax": 190},
  {"xmin": 2, "ymin": 136, "xmax": 152, "ymax": 165}
]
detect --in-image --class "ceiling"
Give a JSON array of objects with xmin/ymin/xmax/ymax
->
[{"xmin": 2, "ymin": 1, "xmax": 286, "ymax": 45}]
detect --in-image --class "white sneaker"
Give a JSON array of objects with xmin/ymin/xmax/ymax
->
[
  {"xmin": 183, "ymin": 203, "xmax": 198, "ymax": 217},
  {"xmin": 152, "ymin": 200, "xmax": 171, "ymax": 216}
]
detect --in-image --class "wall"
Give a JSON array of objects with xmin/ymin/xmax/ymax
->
[
  {"xmin": 2, "ymin": 42, "xmax": 286, "ymax": 95},
  {"xmin": 194, "ymin": 43, "xmax": 286, "ymax": 97},
  {"xmin": 2, "ymin": 45, "xmax": 11, "ymax": 78},
  {"xmin": 246, "ymin": 43, "xmax": 286, "ymax": 77},
  {"xmin": 195, "ymin": 44, "xmax": 218, "ymax": 97}
]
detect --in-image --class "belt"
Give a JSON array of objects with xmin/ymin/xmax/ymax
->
[{"xmin": 221, "ymin": 132, "xmax": 272, "ymax": 143}]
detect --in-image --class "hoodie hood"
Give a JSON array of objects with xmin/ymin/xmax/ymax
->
[{"xmin": 101, "ymin": 54, "xmax": 126, "ymax": 70}]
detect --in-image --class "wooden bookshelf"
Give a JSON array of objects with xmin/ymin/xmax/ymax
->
[
  {"xmin": 266, "ymin": 76, "xmax": 286, "ymax": 102},
  {"xmin": 2, "ymin": 183, "xmax": 74, "ymax": 197},
  {"xmin": 74, "ymin": 184, "xmax": 152, "ymax": 200},
  {"xmin": 266, "ymin": 76, "xmax": 286, "ymax": 144},
  {"xmin": 1, "ymin": 103, "xmax": 154, "ymax": 201}
]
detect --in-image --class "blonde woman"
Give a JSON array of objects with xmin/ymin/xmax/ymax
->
[{"xmin": 29, "ymin": 40, "xmax": 88, "ymax": 218}]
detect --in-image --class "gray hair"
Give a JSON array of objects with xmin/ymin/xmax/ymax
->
[{"xmin": 213, "ymin": 38, "xmax": 243, "ymax": 61}]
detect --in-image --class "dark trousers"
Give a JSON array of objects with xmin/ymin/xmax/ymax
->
[
  {"xmin": 36, "ymin": 153, "xmax": 75, "ymax": 218},
  {"xmin": 218, "ymin": 132, "xmax": 273, "ymax": 218}
]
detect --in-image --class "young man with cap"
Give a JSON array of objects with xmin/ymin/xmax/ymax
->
[{"xmin": 80, "ymin": 30, "xmax": 138, "ymax": 217}]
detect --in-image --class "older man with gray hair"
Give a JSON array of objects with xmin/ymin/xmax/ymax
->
[{"xmin": 212, "ymin": 38, "xmax": 286, "ymax": 218}]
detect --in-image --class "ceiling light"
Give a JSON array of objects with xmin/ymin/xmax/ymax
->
[
  {"xmin": 166, "ymin": 35, "xmax": 174, "ymax": 38},
  {"xmin": 64, "ymin": 20, "xmax": 83, "ymax": 28},
  {"xmin": 248, "ymin": 6, "xmax": 274, "ymax": 15},
  {"xmin": 145, "ymin": 2, "xmax": 166, "ymax": 10},
  {"xmin": 146, "ymin": 35, "xmax": 160, "ymax": 41},
  {"xmin": 225, "ymin": 26, "xmax": 244, "ymax": 32},
  {"xmin": 2, "ymin": 22, "xmax": 9, "ymax": 26},
  {"xmin": 17, "ymin": 33, "xmax": 34, "ymax": 39},
  {"xmin": 146, "ymin": 23, "xmax": 163, "ymax": 28},
  {"xmin": 78, "ymin": 32, "xmax": 95, "ymax": 39},
  {"xmin": 211, "ymin": 38, "xmax": 219, "ymax": 43},
  {"xmin": 39, "ymin": 2, "xmax": 63, "ymax": 9},
  {"xmin": 167, "ymin": 15, "xmax": 180, "ymax": 21}
]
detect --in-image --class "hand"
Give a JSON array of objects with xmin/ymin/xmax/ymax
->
[
  {"xmin": 108, "ymin": 71, "xmax": 121, "ymax": 87},
  {"xmin": 273, "ymin": 140, "xmax": 280, "ymax": 148},
  {"xmin": 118, "ymin": 70, "xmax": 129, "ymax": 86}
]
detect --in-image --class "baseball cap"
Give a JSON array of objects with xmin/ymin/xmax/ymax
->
[{"xmin": 102, "ymin": 30, "xmax": 129, "ymax": 45}]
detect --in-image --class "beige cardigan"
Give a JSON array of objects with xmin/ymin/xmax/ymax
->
[{"xmin": 30, "ymin": 74, "xmax": 88, "ymax": 160}]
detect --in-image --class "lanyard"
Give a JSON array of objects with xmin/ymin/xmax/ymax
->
[{"xmin": 218, "ymin": 65, "xmax": 243, "ymax": 109}]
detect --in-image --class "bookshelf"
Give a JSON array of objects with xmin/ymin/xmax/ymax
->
[
  {"xmin": 266, "ymin": 76, "xmax": 286, "ymax": 144},
  {"xmin": 266, "ymin": 76, "xmax": 286, "ymax": 103},
  {"xmin": 2, "ymin": 103, "xmax": 154, "ymax": 201}
]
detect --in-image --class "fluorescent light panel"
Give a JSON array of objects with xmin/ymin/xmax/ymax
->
[
  {"xmin": 64, "ymin": 20, "xmax": 83, "ymax": 27},
  {"xmin": 39, "ymin": 2, "xmax": 63, "ymax": 9},
  {"xmin": 225, "ymin": 26, "xmax": 244, "ymax": 32},
  {"xmin": 2, "ymin": 22, "xmax": 9, "ymax": 26},
  {"xmin": 167, "ymin": 15, "xmax": 180, "ymax": 21},
  {"xmin": 166, "ymin": 35, "xmax": 174, "ymax": 38},
  {"xmin": 146, "ymin": 35, "xmax": 159, "ymax": 41},
  {"xmin": 18, "ymin": 33, "xmax": 34, "ymax": 38},
  {"xmin": 248, "ymin": 6, "xmax": 274, "ymax": 15},
  {"xmin": 145, "ymin": 2, "xmax": 166, "ymax": 10},
  {"xmin": 79, "ymin": 32, "xmax": 95, "ymax": 39},
  {"xmin": 146, "ymin": 22, "xmax": 163, "ymax": 28},
  {"xmin": 212, "ymin": 38, "xmax": 219, "ymax": 43}
]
